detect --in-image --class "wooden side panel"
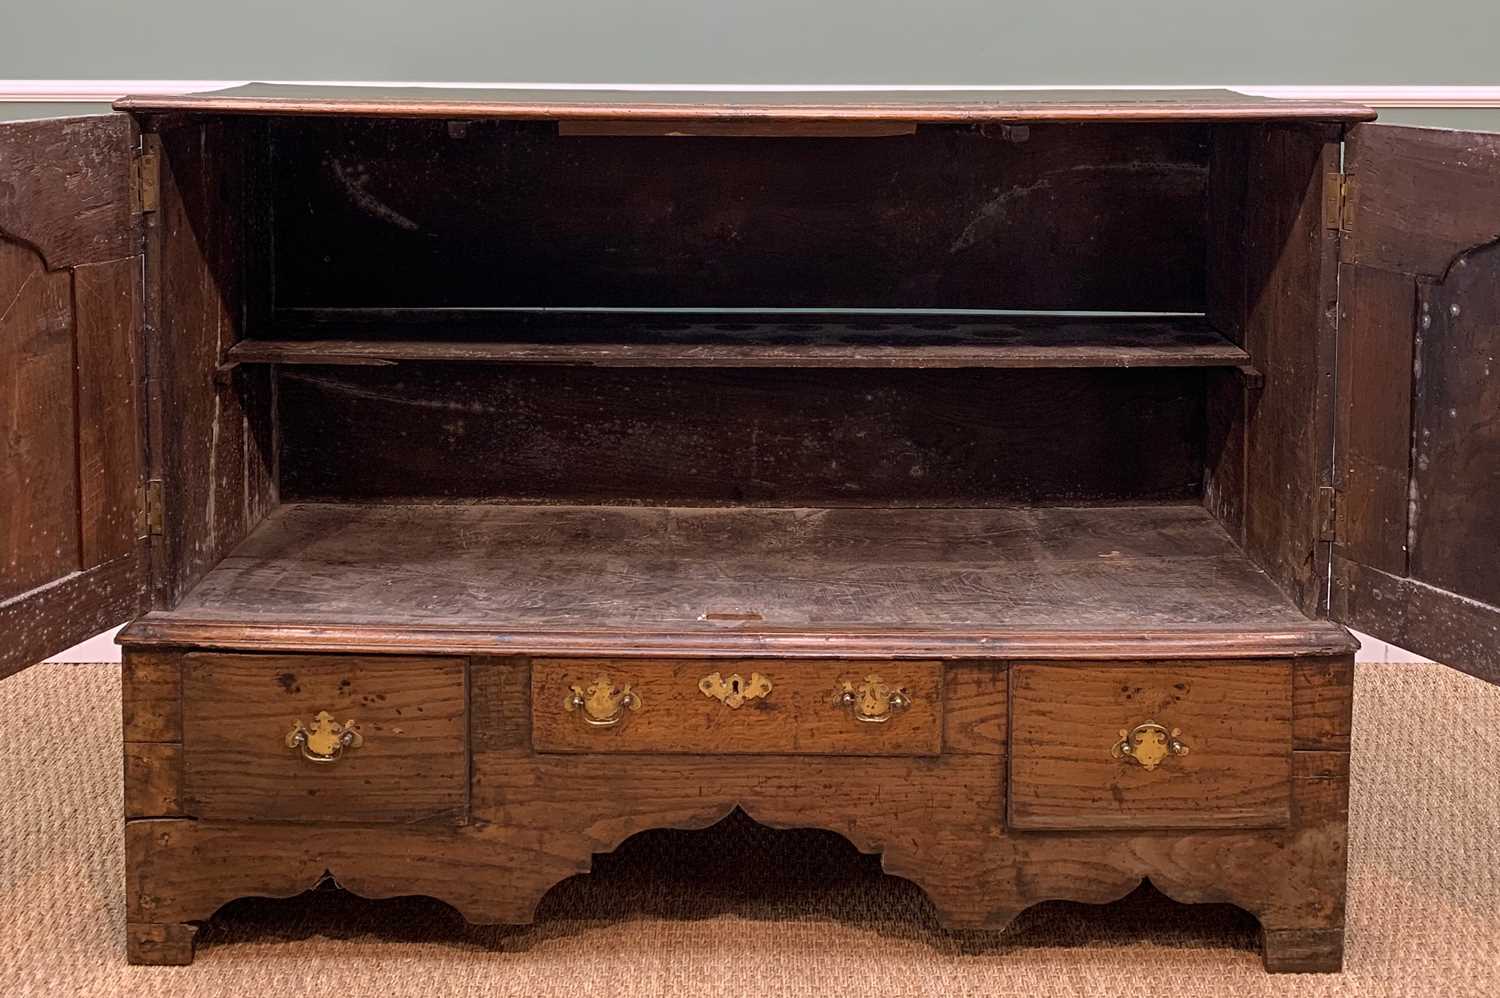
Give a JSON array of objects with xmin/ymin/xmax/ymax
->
[
  {"xmin": 1409, "ymin": 241, "xmax": 1500, "ymax": 607},
  {"xmin": 181, "ymin": 653, "xmax": 469, "ymax": 824},
  {"xmin": 1335, "ymin": 264, "xmax": 1416, "ymax": 576},
  {"xmin": 0, "ymin": 114, "xmax": 146, "ymax": 678},
  {"xmin": 530, "ymin": 658, "xmax": 943, "ymax": 756},
  {"xmin": 1334, "ymin": 125, "xmax": 1500, "ymax": 685},
  {"xmin": 271, "ymin": 119, "xmax": 1210, "ymax": 312},
  {"xmin": 0, "ymin": 241, "xmax": 78, "ymax": 603},
  {"xmin": 1008, "ymin": 661, "xmax": 1293, "ymax": 830},
  {"xmin": 123, "ymin": 649, "xmax": 184, "ymax": 820},
  {"xmin": 279, "ymin": 365, "xmax": 1206, "ymax": 505},
  {"xmin": 1344, "ymin": 124, "xmax": 1500, "ymax": 278},
  {"xmin": 151, "ymin": 119, "xmax": 277, "ymax": 607},
  {"xmin": 1238, "ymin": 124, "xmax": 1342, "ymax": 616},
  {"xmin": 1291, "ymin": 657, "xmax": 1354, "ymax": 752},
  {"xmin": 1202, "ymin": 126, "xmax": 1252, "ymax": 543}
]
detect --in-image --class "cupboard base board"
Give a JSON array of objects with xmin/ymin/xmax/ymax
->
[{"xmin": 123, "ymin": 650, "xmax": 1351, "ymax": 972}]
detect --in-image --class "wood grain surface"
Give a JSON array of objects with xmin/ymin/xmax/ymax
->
[
  {"xmin": 116, "ymin": 85, "xmax": 1375, "ymax": 124},
  {"xmin": 181, "ymin": 654, "xmax": 469, "ymax": 824},
  {"xmin": 119, "ymin": 503, "xmax": 1357, "ymax": 660},
  {"xmin": 229, "ymin": 313, "xmax": 1250, "ymax": 369},
  {"xmin": 277, "ymin": 364, "xmax": 1208, "ymax": 506},
  {"xmin": 530, "ymin": 658, "xmax": 943, "ymax": 755},
  {"xmin": 268, "ymin": 119, "xmax": 1212, "ymax": 312},
  {"xmin": 1008, "ymin": 661, "xmax": 1293, "ymax": 830},
  {"xmin": 1331, "ymin": 124, "xmax": 1500, "ymax": 685},
  {"xmin": 0, "ymin": 114, "xmax": 147, "ymax": 678}
]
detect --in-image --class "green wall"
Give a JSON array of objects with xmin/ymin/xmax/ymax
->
[
  {"xmin": 2, "ymin": 0, "xmax": 1499, "ymax": 82},
  {"xmin": 2, "ymin": 0, "xmax": 1497, "ymax": 129}
]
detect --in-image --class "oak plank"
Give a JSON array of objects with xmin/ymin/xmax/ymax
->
[
  {"xmin": 180, "ymin": 653, "xmax": 469, "ymax": 824},
  {"xmin": 1008, "ymin": 661, "xmax": 1294, "ymax": 830},
  {"xmin": 119, "ymin": 503, "xmax": 1357, "ymax": 661},
  {"xmin": 117, "ymin": 85, "xmax": 1375, "ymax": 124},
  {"xmin": 531, "ymin": 658, "xmax": 942, "ymax": 756},
  {"xmin": 122, "ymin": 650, "xmax": 182, "ymax": 742},
  {"xmin": 124, "ymin": 743, "xmax": 184, "ymax": 818}
]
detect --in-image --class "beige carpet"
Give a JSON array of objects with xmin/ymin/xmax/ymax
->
[{"xmin": 2, "ymin": 662, "xmax": 1497, "ymax": 997}]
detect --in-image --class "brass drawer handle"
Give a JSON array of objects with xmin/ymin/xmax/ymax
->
[
  {"xmin": 699, "ymin": 671, "xmax": 773, "ymax": 708},
  {"xmin": 836, "ymin": 674, "xmax": 911, "ymax": 724},
  {"xmin": 285, "ymin": 711, "xmax": 363, "ymax": 764},
  {"xmin": 565, "ymin": 675, "xmax": 642, "ymax": 727},
  {"xmin": 1111, "ymin": 721, "xmax": 1190, "ymax": 771}
]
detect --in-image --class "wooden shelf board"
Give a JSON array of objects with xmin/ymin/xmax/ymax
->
[
  {"xmin": 122, "ymin": 502, "xmax": 1355, "ymax": 659},
  {"xmin": 116, "ymin": 85, "xmax": 1377, "ymax": 124},
  {"xmin": 227, "ymin": 315, "xmax": 1252, "ymax": 370}
]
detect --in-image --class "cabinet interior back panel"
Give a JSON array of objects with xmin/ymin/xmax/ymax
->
[
  {"xmin": 268, "ymin": 119, "xmax": 1211, "ymax": 311},
  {"xmin": 278, "ymin": 364, "xmax": 1206, "ymax": 504}
]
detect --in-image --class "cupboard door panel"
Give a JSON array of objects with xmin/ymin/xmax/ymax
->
[
  {"xmin": 0, "ymin": 115, "xmax": 147, "ymax": 678},
  {"xmin": 1334, "ymin": 124, "xmax": 1500, "ymax": 685}
]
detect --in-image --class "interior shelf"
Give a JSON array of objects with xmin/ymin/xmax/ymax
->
[
  {"xmin": 228, "ymin": 313, "xmax": 1251, "ymax": 369},
  {"xmin": 123, "ymin": 502, "xmax": 1354, "ymax": 659}
]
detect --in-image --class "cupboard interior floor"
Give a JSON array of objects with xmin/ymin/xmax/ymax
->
[{"xmin": 125, "ymin": 502, "xmax": 1354, "ymax": 658}]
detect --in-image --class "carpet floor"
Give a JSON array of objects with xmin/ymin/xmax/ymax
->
[{"xmin": 2, "ymin": 660, "xmax": 1496, "ymax": 997}]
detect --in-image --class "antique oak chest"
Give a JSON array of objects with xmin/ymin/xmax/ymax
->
[{"xmin": 4, "ymin": 86, "xmax": 1499, "ymax": 972}]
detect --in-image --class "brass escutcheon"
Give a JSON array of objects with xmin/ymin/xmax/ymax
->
[
  {"xmin": 286, "ymin": 711, "xmax": 363, "ymax": 764},
  {"xmin": 836, "ymin": 674, "xmax": 911, "ymax": 724},
  {"xmin": 565, "ymin": 675, "xmax": 642, "ymax": 727},
  {"xmin": 1111, "ymin": 720, "xmax": 1190, "ymax": 771},
  {"xmin": 699, "ymin": 671, "xmax": 773, "ymax": 709}
]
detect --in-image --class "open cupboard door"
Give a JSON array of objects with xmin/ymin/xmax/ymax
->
[
  {"xmin": 0, "ymin": 115, "xmax": 150, "ymax": 678},
  {"xmin": 1333, "ymin": 123, "xmax": 1500, "ymax": 685}
]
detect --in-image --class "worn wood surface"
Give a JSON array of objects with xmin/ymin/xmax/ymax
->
[
  {"xmin": 1335, "ymin": 263, "xmax": 1417, "ymax": 578},
  {"xmin": 125, "ymin": 922, "xmax": 198, "ymax": 966},
  {"xmin": 75, "ymin": 257, "xmax": 145, "ymax": 569},
  {"xmin": 120, "ymin": 503, "xmax": 1356, "ymax": 660},
  {"xmin": 1332, "ymin": 125, "xmax": 1500, "ymax": 685},
  {"xmin": 1344, "ymin": 123, "xmax": 1500, "ymax": 278},
  {"xmin": 0, "ymin": 114, "xmax": 146, "ymax": 678},
  {"xmin": 124, "ymin": 674, "xmax": 1348, "ymax": 973},
  {"xmin": 0, "ymin": 115, "xmax": 135, "ymax": 268},
  {"xmin": 1008, "ymin": 662, "xmax": 1293, "ymax": 830},
  {"xmin": 1410, "ymin": 240, "xmax": 1500, "ymax": 609},
  {"xmin": 123, "ymin": 650, "xmax": 183, "ymax": 742},
  {"xmin": 152, "ymin": 120, "xmax": 278, "ymax": 608},
  {"xmin": 181, "ymin": 654, "xmax": 469, "ymax": 824},
  {"xmin": 1291, "ymin": 657, "xmax": 1355, "ymax": 751},
  {"xmin": 277, "ymin": 364, "xmax": 1206, "ymax": 505},
  {"xmin": 269, "ymin": 120, "xmax": 1211, "ymax": 312},
  {"xmin": 1332, "ymin": 557, "xmax": 1500, "ymax": 686},
  {"xmin": 0, "ymin": 239, "xmax": 79, "ymax": 604},
  {"xmin": 125, "ymin": 743, "xmax": 185, "ymax": 818},
  {"xmin": 531, "ymin": 658, "xmax": 943, "ymax": 755},
  {"xmin": 120, "ymin": 652, "xmax": 1350, "ymax": 969},
  {"xmin": 117, "ymin": 85, "xmax": 1375, "ymax": 124},
  {"xmin": 229, "ymin": 314, "xmax": 1250, "ymax": 369},
  {"xmin": 1238, "ymin": 125, "xmax": 1342, "ymax": 616}
]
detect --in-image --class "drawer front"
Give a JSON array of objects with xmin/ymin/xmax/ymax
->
[
  {"xmin": 531, "ymin": 658, "xmax": 942, "ymax": 755},
  {"xmin": 182, "ymin": 654, "xmax": 468, "ymax": 824},
  {"xmin": 1008, "ymin": 661, "xmax": 1292, "ymax": 830}
]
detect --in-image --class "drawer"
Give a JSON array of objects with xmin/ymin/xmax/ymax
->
[
  {"xmin": 531, "ymin": 658, "xmax": 942, "ymax": 755},
  {"xmin": 1008, "ymin": 661, "xmax": 1292, "ymax": 830},
  {"xmin": 181, "ymin": 654, "xmax": 468, "ymax": 824}
]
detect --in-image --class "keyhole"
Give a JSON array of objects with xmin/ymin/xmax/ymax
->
[{"xmin": 730, "ymin": 678, "xmax": 742, "ymax": 694}]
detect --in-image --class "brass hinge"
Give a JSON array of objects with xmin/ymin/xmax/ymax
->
[
  {"xmin": 1322, "ymin": 171, "xmax": 1354, "ymax": 232},
  {"xmin": 132, "ymin": 148, "xmax": 160, "ymax": 214},
  {"xmin": 1318, "ymin": 486, "xmax": 1344, "ymax": 543},
  {"xmin": 137, "ymin": 480, "xmax": 164, "ymax": 537}
]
